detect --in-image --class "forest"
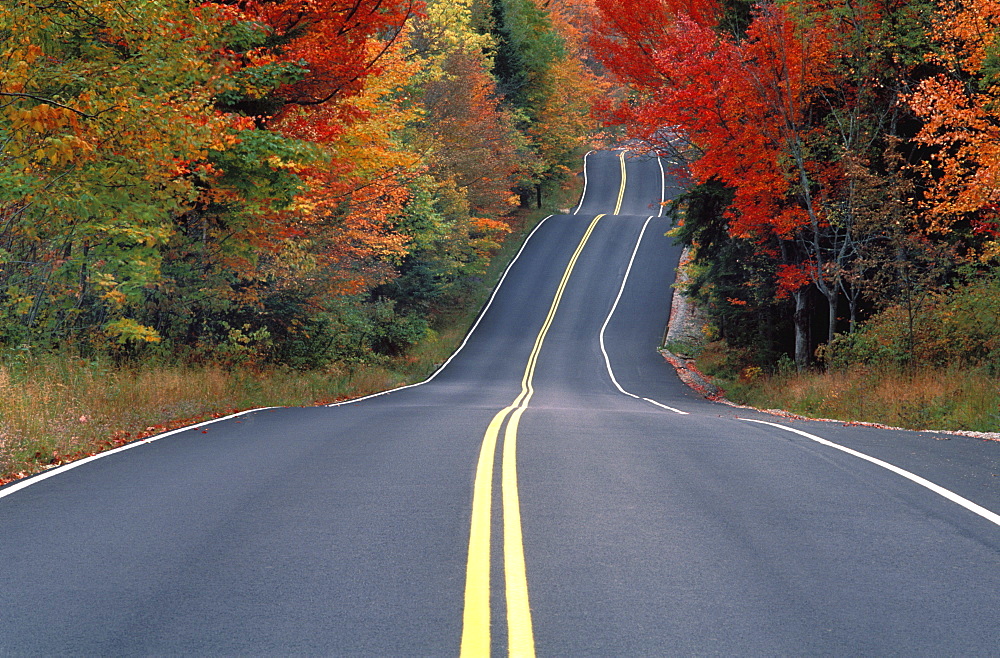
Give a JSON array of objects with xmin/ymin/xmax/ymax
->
[
  {"xmin": 3, "ymin": 0, "xmax": 1000, "ymax": 477},
  {"xmin": 596, "ymin": 0, "xmax": 1000, "ymax": 382},
  {"xmin": 0, "ymin": 0, "xmax": 600, "ymax": 367}
]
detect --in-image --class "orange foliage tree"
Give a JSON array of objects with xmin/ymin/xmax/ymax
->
[
  {"xmin": 0, "ymin": 0, "xmax": 578, "ymax": 365},
  {"xmin": 910, "ymin": 0, "xmax": 1000, "ymax": 261}
]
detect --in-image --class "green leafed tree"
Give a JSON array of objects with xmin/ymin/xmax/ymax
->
[
  {"xmin": 489, "ymin": 0, "xmax": 597, "ymax": 205},
  {"xmin": 0, "ymin": 0, "xmax": 234, "ymax": 348}
]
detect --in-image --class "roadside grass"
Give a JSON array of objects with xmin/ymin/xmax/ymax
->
[
  {"xmin": 695, "ymin": 342, "xmax": 1000, "ymax": 432},
  {"xmin": 757, "ymin": 366, "xmax": 1000, "ymax": 431},
  {"xmin": 0, "ymin": 186, "xmax": 576, "ymax": 485},
  {"xmin": 0, "ymin": 359, "xmax": 400, "ymax": 484}
]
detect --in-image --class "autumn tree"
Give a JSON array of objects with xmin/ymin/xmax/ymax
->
[
  {"xmin": 410, "ymin": 0, "xmax": 525, "ymax": 221},
  {"xmin": 0, "ymin": 0, "xmax": 424, "ymax": 360},
  {"xmin": 910, "ymin": 0, "xmax": 1000, "ymax": 262},
  {"xmin": 594, "ymin": 1, "xmax": 834, "ymax": 368},
  {"xmin": 595, "ymin": 0, "xmax": 937, "ymax": 370},
  {"xmin": 489, "ymin": 0, "xmax": 600, "ymax": 205},
  {"xmin": 0, "ymin": 0, "xmax": 587, "ymax": 368},
  {"xmin": 0, "ymin": 0, "xmax": 238, "ymax": 347}
]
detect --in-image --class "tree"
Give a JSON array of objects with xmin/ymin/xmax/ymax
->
[
  {"xmin": 410, "ymin": 0, "xmax": 526, "ymax": 220},
  {"xmin": 594, "ymin": 0, "xmax": 936, "ymax": 370},
  {"xmin": 0, "ymin": 0, "xmax": 237, "ymax": 347},
  {"xmin": 490, "ymin": 0, "xmax": 599, "ymax": 205},
  {"xmin": 595, "ymin": 2, "xmax": 836, "ymax": 368},
  {"xmin": 0, "ymin": 0, "xmax": 579, "ymax": 366},
  {"xmin": 209, "ymin": 0, "xmax": 418, "ymax": 114},
  {"xmin": 910, "ymin": 0, "xmax": 1000, "ymax": 262}
]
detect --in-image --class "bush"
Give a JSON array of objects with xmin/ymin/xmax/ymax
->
[{"xmin": 830, "ymin": 271, "xmax": 1000, "ymax": 370}]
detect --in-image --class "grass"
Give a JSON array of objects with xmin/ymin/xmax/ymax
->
[
  {"xmin": 0, "ymin": 358, "xmax": 407, "ymax": 483},
  {"xmin": 745, "ymin": 366, "xmax": 1000, "ymax": 431},
  {"xmin": 0, "ymin": 184, "xmax": 577, "ymax": 485},
  {"xmin": 693, "ymin": 342, "xmax": 1000, "ymax": 432}
]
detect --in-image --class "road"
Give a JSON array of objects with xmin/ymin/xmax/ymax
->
[{"xmin": 2, "ymin": 149, "xmax": 998, "ymax": 655}]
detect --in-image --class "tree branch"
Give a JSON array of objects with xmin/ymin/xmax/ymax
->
[{"xmin": 0, "ymin": 92, "xmax": 106, "ymax": 118}]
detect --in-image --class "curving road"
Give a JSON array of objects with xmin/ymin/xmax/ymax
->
[{"xmin": 1, "ymin": 149, "xmax": 998, "ymax": 655}]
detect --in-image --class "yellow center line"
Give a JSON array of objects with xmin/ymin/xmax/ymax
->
[
  {"xmin": 501, "ymin": 404, "xmax": 531, "ymax": 656},
  {"xmin": 613, "ymin": 150, "xmax": 628, "ymax": 215},
  {"xmin": 461, "ymin": 214, "xmax": 604, "ymax": 657}
]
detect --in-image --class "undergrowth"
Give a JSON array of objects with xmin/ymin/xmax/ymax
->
[{"xmin": 684, "ymin": 270, "xmax": 1000, "ymax": 432}]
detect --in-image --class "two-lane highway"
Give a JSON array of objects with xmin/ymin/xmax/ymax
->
[{"xmin": 2, "ymin": 149, "xmax": 998, "ymax": 655}]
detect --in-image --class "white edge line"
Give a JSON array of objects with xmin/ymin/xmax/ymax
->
[
  {"xmin": 599, "ymin": 216, "xmax": 687, "ymax": 415},
  {"xmin": 0, "ymin": 406, "xmax": 279, "ymax": 500},
  {"xmin": 572, "ymin": 150, "xmax": 594, "ymax": 215},
  {"xmin": 644, "ymin": 398, "xmax": 685, "ymax": 413},
  {"xmin": 327, "ymin": 213, "xmax": 557, "ymax": 407},
  {"xmin": 740, "ymin": 418, "xmax": 1000, "ymax": 527}
]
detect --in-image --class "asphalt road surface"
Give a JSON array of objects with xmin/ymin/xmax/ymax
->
[{"xmin": 2, "ymin": 150, "xmax": 998, "ymax": 656}]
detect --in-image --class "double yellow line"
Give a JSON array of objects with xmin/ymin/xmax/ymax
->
[
  {"xmin": 614, "ymin": 148, "xmax": 628, "ymax": 215},
  {"xmin": 460, "ymin": 213, "xmax": 604, "ymax": 657},
  {"xmin": 460, "ymin": 151, "xmax": 627, "ymax": 657}
]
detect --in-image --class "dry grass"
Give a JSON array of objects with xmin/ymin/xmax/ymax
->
[
  {"xmin": 726, "ymin": 364, "xmax": 1000, "ymax": 432},
  {"xmin": 0, "ymin": 333, "xmax": 446, "ymax": 485},
  {"xmin": 0, "ymin": 358, "xmax": 389, "ymax": 482}
]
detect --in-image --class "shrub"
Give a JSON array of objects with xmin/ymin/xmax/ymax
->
[{"xmin": 830, "ymin": 271, "xmax": 1000, "ymax": 370}]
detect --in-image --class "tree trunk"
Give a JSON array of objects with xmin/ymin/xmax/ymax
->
[
  {"xmin": 820, "ymin": 288, "xmax": 838, "ymax": 366},
  {"xmin": 847, "ymin": 282, "xmax": 858, "ymax": 334},
  {"xmin": 825, "ymin": 288, "xmax": 837, "ymax": 346},
  {"xmin": 793, "ymin": 287, "xmax": 809, "ymax": 372}
]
